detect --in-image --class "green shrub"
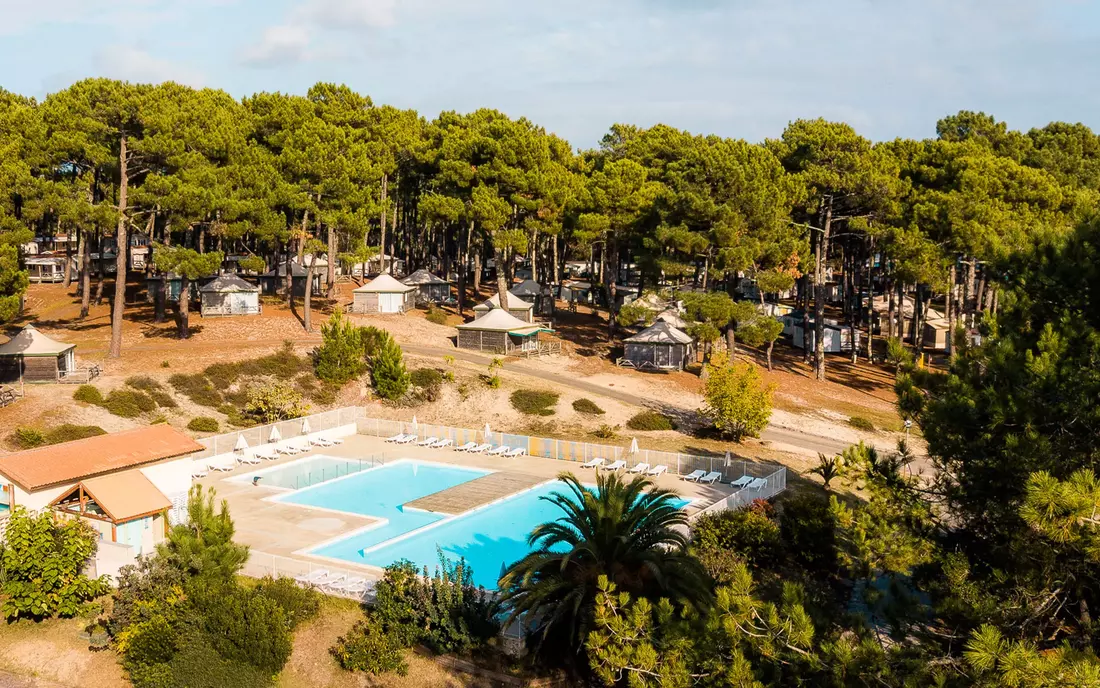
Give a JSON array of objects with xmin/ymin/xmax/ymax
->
[
  {"xmin": 330, "ymin": 618, "xmax": 408, "ymax": 676},
  {"xmin": 202, "ymin": 362, "xmax": 243, "ymax": 390},
  {"xmin": 486, "ymin": 375, "xmax": 501, "ymax": 389},
  {"xmin": 160, "ymin": 360, "xmax": 170, "ymax": 368},
  {"xmin": 410, "ymin": 368, "xmax": 444, "ymax": 401},
  {"xmin": 253, "ymin": 576, "xmax": 320, "ymax": 631},
  {"xmin": 165, "ymin": 632, "xmax": 272, "ymax": 688},
  {"xmin": 244, "ymin": 382, "xmax": 308, "ymax": 423},
  {"xmin": 46, "ymin": 424, "xmax": 107, "ymax": 444},
  {"xmin": 848, "ymin": 416, "xmax": 875, "ymax": 432},
  {"xmin": 187, "ymin": 417, "xmax": 220, "ymax": 433},
  {"xmin": 425, "ymin": 306, "xmax": 448, "ymax": 326},
  {"xmin": 309, "ymin": 383, "xmax": 339, "ymax": 406},
  {"xmin": 510, "ymin": 389, "xmax": 559, "ymax": 416},
  {"xmin": 9, "ymin": 427, "xmax": 46, "ymax": 449},
  {"xmin": 252, "ymin": 342, "xmax": 308, "ymax": 380},
  {"xmin": 572, "ymin": 398, "xmax": 605, "ymax": 415},
  {"xmin": 591, "ymin": 424, "xmax": 620, "ymax": 440},
  {"xmin": 103, "ymin": 390, "xmax": 157, "ymax": 418},
  {"xmin": 126, "ymin": 375, "xmax": 163, "ymax": 392},
  {"xmin": 684, "ymin": 362, "xmax": 703, "ymax": 376},
  {"xmin": 169, "ymin": 374, "xmax": 223, "ymax": 408},
  {"xmin": 693, "ymin": 508, "xmax": 781, "ymax": 568},
  {"xmin": 150, "ymin": 391, "xmax": 177, "ymax": 408},
  {"xmin": 371, "ymin": 337, "xmax": 410, "ymax": 401},
  {"xmin": 73, "ymin": 384, "xmax": 103, "ymax": 405},
  {"xmin": 627, "ymin": 410, "xmax": 676, "ymax": 431},
  {"xmin": 360, "ymin": 326, "xmax": 391, "ymax": 360},
  {"xmin": 779, "ymin": 492, "xmax": 837, "ymax": 572},
  {"xmin": 315, "ymin": 310, "xmax": 366, "ymax": 385},
  {"xmin": 202, "ymin": 588, "xmax": 292, "ymax": 675}
]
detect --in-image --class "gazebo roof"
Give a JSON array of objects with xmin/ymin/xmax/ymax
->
[
  {"xmin": 0, "ymin": 324, "xmax": 76, "ymax": 358},
  {"xmin": 655, "ymin": 309, "xmax": 688, "ymax": 329},
  {"xmin": 457, "ymin": 308, "xmax": 543, "ymax": 334},
  {"xmin": 401, "ymin": 269, "xmax": 448, "ymax": 286},
  {"xmin": 199, "ymin": 274, "xmax": 260, "ymax": 293},
  {"xmin": 261, "ymin": 262, "xmax": 309, "ymax": 278},
  {"xmin": 624, "ymin": 321, "xmax": 693, "ymax": 345},
  {"xmin": 472, "ymin": 293, "xmax": 534, "ymax": 312},
  {"xmin": 354, "ymin": 273, "xmax": 418, "ymax": 293},
  {"xmin": 509, "ymin": 279, "xmax": 542, "ymax": 297},
  {"xmin": 52, "ymin": 471, "xmax": 172, "ymax": 524}
]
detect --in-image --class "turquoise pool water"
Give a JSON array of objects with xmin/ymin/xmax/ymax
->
[
  {"xmin": 236, "ymin": 454, "xmax": 379, "ymax": 490},
  {"xmin": 278, "ymin": 461, "xmax": 489, "ymax": 550},
  {"xmin": 307, "ymin": 474, "xmax": 690, "ymax": 589}
]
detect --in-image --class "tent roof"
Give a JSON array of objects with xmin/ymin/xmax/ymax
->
[
  {"xmin": 354, "ymin": 273, "xmax": 418, "ymax": 293},
  {"xmin": 261, "ymin": 262, "xmax": 310, "ymax": 278},
  {"xmin": 56, "ymin": 471, "xmax": 172, "ymax": 523},
  {"xmin": 401, "ymin": 269, "xmax": 448, "ymax": 286},
  {"xmin": 624, "ymin": 321, "xmax": 693, "ymax": 345},
  {"xmin": 457, "ymin": 308, "xmax": 543, "ymax": 334},
  {"xmin": 0, "ymin": 324, "xmax": 76, "ymax": 358},
  {"xmin": 655, "ymin": 309, "xmax": 688, "ymax": 329},
  {"xmin": 199, "ymin": 274, "xmax": 260, "ymax": 293},
  {"xmin": 509, "ymin": 279, "xmax": 542, "ymax": 296},
  {"xmin": 472, "ymin": 293, "xmax": 534, "ymax": 312}
]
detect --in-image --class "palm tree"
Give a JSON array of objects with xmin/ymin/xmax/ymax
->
[{"xmin": 498, "ymin": 470, "xmax": 712, "ymax": 665}]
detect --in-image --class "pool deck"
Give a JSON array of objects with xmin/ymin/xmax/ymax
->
[{"xmin": 200, "ymin": 433, "xmax": 740, "ymax": 580}]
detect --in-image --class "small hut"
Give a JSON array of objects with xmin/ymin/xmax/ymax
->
[
  {"xmin": 199, "ymin": 274, "xmax": 261, "ymax": 317},
  {"xmin": 25, "ymin": 257, "xmax": 67, "ymax": 283},
  {"xmin": 655, "ymin": 309, "xmax": 688, "ymax": 329},
  {"xmin": 0, "ymin": 324, "xmax": 78, "ymax": 383},
  {"xmin": 621, "ymin": 321, "xmax": 695, "ymax": 371},
  {"xmin": 401, "ymin": 269, "xmax": 450, "ymax": 303},
  {"xmin": 457, "ymin": 309, "xmax": 546, "ymax": 354},
  {"xmin": 923, "ymin": 319, "xmax": 950, "ymax": 351},
  {"xmin": 352, "ymin": 274, "xmax": 417, "ymax": 314},
  {"xmin": 472, "ymin": 293, "xmax": 535, "ymax": 323},
  {"xmin": 510, "ymin": 279, "xmax": 553, "ymax": 316},
  {"xmin": 257, "ymin": 262, "xmax": 321, "ymax": 297}
]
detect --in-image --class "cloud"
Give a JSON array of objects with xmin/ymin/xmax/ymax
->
[
  {"xmin": 241, "ymin": 24, "xmax": 312, "ymax": 66},
  {"xmin": 241, "ymin": 0, "xmax": 398, "ymax": 67},
  {"xmin": 93, "ymin": 45, "xmax": 206, "ymax": 86},
  {"xmin": 301, "ymin": 0, "xmax": 397, "ymax": 29}
]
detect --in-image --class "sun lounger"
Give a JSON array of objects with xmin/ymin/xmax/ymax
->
[
  {"xmin": 210, "ymin": 459, "xmax": 236, "ymax": 472},
  {"xmin": 392, "ymin": 435, "xmax": 417, "ymax": 445},
  {"xmin": 487, "ymin": 445, "xmax": 511, "ymax": 456},
  {"xmin": 682, "ymin": 469, "xmax": 706, "ymax": 482},
  {"xmin": 295, "ymin": 569, "xmax": 330, "ymax": 586},
  {"xmin": 190, "ymin": 463, "xmax": 210, "ymax": 478},
  {"xmin": 430, "ymin": 438, "xmax": 453, "ymax": 449},
  {"xmin": 454, "ymin": 441, "xmax": 477, "ymax": 451},
  {"xmin": 605, "ymin": 460, "xmax": 626, "ymax": 471},
  {"xmin": 729, "ymin": 475, "xmax": 754, "ymax": 488},
  {"xmin": 275, "ymin": 443, "xmax": 302, "ymax": 455},
  {"xmin": 467, "ymin": 443, "xmax": 491, "ymax": 454},
  {"xmin": 580, "ymin": 458, "xmax": 605, "ymax": 469},
  {"xmin": 331, "ymin": 577, "xmax": 368, "ymax": 596},
  {"xmin": 290, "ymin": 439, "xmax": 312, "ymax": 452},
  {"xmin": 416, "ymin": 436, "xmax": 439, "ymax": 447},
  {"xmin": 504, "ymin": 447, "xmax": 525, "ymax": 458},
  {"xmin": 384, "ymin": 433, "xmax": 407, "ymax": 442},
  {"xmin": 319, "ymin": 434, "xmax": 344, "ymax": 445},
  {"xmin": 700, "ymin": 471, "xmax": 722, "ymax": 484},
  {"xmin": 319, "ymin": 573, "xmax": 348, "ymax": 592},
  {"xmin": 746, "ymin": 478, "xmax": 767, "ymax": 490},
  {"xmin": 253, "ymin": 447, "xmax": 280, "ymax": 461},
  {"xmin": 647, "ymin": 465, "xmax": 668, "ymax": 477},
  {"xmin": 628, "ymin": 462, "xmax": 650, "ymax": 474},
  {"xmin": 309, "ymin": 435, "xmax": 334, "ymax": 447},
  {"xmin": 237, "ymin": 453, "xmax": 262, "ymax": 465}
]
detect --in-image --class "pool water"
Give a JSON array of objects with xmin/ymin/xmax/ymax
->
[
  {"xmin": 235, "ymin": 454, "xmax": 379, "ymax": 490},
  {"xmin": 306, "ymin": 471, "xmax": 690, "ymax": 589},
  {"xmin": 278, "ymin": 461, "xmax": 489, "ymax": 550}
]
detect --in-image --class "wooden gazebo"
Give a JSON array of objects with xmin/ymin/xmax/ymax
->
[{"xmin": 0, "ymin": 324, "xmax": 95, "ymax": 384}]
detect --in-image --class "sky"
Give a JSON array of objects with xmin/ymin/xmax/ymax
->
[{"xmin": 1, "ymin": 0, "xmax": 1098, "ymax": 148}]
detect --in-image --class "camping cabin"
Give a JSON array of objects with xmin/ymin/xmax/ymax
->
[
  {"xmin": 25, "ymin": 257, "xmax": 68, "ymax": 283},
  {"xmin": 621, "ymin": 321, "xmax": 695, "ymax": 371},
  {"xmin": 0, "ymin": 324, "xmax": 85, "ymax": 383},
  {"xmin": 0, "ymin": 425, "xmax": 203, "ymax": 571},
  {"xmin": 793, "ymin": 322, "xmax": 860, "ymax": 353},
  {"xmin": 510, "ymin": 279, "xmax": 554, "ymax": 316},
  {"xmin": 352, "ymin": 274, "xmax": 417, "ymax": 314},
  {"xmin": 457, "ymin": 309, "xmax": 547, "ymax": 354},
  {"xmin": 401, "ymin": 269, "xmax": 450, "ymax": 303},
  {"xmin": 923, "ymin": 320, "xmax": 950, "ymax": 351},
  {"xmin": 199, "ymin": 274, "xmax": 262, "ymax": 317},
  {"xmin": 257, "ymin": 262, "xmax": 321, "ymax": 297},
  {"xmin": 472, "ymin": 293, "xmax": 535, "ymax": 323}
]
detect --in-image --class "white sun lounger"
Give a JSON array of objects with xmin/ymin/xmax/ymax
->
[
  {"xmin": 580, "ymin": 458, "xmax": 605, "ymax": 469},
  {"xmin": 504, "ymin": 447, "xmax": 525, "ymax": 458},
  {"xmin": 295, "ymin": 569, "xmax": 330, "ymax": 586},
  {"xmin": 416, "ymin": 436, "xmax": 439, "ymax": 447},
  {"xmin": 729, "ymin": 475, "xmax": 754, "ymax": 488},
  {"xmin": 746, "ymin": 478, "xmax": 767, "ymax": 490},
  {"xmin": 210, "ymin": 458, "xmax": 236, "ymax": 472},
  {"xmin": 487, "ymin": 445, "xmax": 511, "ymax": 456},
  {"xmin": 430, "ymin": 438, "xmax": 453, "ymax": 449},
  {"xmin": 190, "ymin": 463, "xmax": 210, "ymax": 478},
  {"xmin": 275, "ymin": 443, "xmax": 302, "ymax": 455},
  {"xmin": 319, "ymin": 573, "xmax": 348, "ymax": 592},
  {"xmin": 237, "ymin": 453, "xmax": 262, "ymax": 465},
  {"xmin": 605, "ymin": 460, "xmax": 626, "ymax": 471},
  {"xmin": 331, "ymin": 577, "xmax": 368, "ymax": 596},
  {"xmin": 700, "ymin": 471, "xmax": 722, "ymax": 484},
  {"xmin": 454, "ymin": 441, "xmax": 477, "ymax": 451},
  {"xmin": 253, "ymin": 447, "xmax": 280, "ymax": 461},
  {"xmin": 309, "ymin": 435, "xmax": 334, "ymax": 447},
  {"xmin": 628, "ymin": 462, "xmax": 650, "ymax": 474},
  {"xmin": 467, "ymin": 443, "xmax": 491, "ymax": 454},
  {"xmin": 393, "ymin": 435, "xmax": 417, "ymax": 445},
  {"xmin": 682, "ymin": 469, "xmax": 706, "ymax": 482},
  {"xmin": 319, "ymin": 434, "xmax": 344, "ymax": 445},
  {"xmin": 647, "ymin": 465, "xmax": 668, "ymax": 477},
  {"xmin": 384, "ymin": 433, "xmax": 407, "ymax": 442}
]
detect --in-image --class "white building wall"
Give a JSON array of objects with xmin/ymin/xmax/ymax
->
[
  {"xmin": 0, "ymin": 472, "xmax": 72, "ymax": 512},
  {"xmin": 141, "ymin": 458, "xmax": 194, "ymax": 524}
]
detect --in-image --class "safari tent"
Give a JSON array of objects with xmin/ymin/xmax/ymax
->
[
  {"xmin": 199, "ymin": 274, "xmax": 261, "ymax": 317},
  {"xmin": 621, "ymin": 321, "xmax": 695, "ymax": 371},
  {"xmin": 352, "ymin": 274, "xmax": 417, "ymax": 314}
]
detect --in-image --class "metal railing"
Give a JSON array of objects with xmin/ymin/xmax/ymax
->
[
  {"xmin": 243, "ymin": 551, "xmax": 376, "ymax": 601},
  {"xmin": 191, "ymin": 407, "xmax": 366, "ymax": 460},
  {"xmin": 283, "ymin": 455, "xmax": 385, "ymax": 491}
]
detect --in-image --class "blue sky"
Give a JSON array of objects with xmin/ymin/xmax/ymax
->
[{"xmin": 2, "ymin": 0, "xmax": 1098, "ymax": 148}]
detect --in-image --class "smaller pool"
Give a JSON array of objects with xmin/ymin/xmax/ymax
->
[{"xmin": 232, "ymin": 454, "xmax": 379, "ymax": 490}]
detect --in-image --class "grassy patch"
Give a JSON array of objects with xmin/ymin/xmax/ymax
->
[
  {"xmin": 149, "ymin": 390, "xmax": 178, "ymax": 408},
  {"xmin": 72, "ymin": 384, "xmax": 103, "ymax": 405},
  {"xmin": 571, "ymin": 398, "xmax": 605, "ymax": 415},
  {"xmin": 103, "ymin": 389, "xmax": 157, "ymax": 418},
  {"xmin": 848, "ymin": 416, "xmax": 875, "ymax": 432},
  {"xmin": 510, "ymin": 389, "xmax": 560, "ymax": 416},
  {"xmin": 591, "ymin": 423, "xmax": 620, "ymax": 439},
  {"xmin": 125, "ymin": 375, "xmax": 163, "ymax": 392},
  {"xmin": 626, "ymin": 410, "xmax": 677, "ymax": 431},
  {"xmin": 187, "ymin": 416, "xmax": 220, "ymax": 433},
  {"xmin": 425, "ymin": 306, "xmax": 448, "ymax": 325},
  {"xmin": 169, "ymin": 373, "xmax": 224, "ymax": 408},
  {"xmin": 8, "ymin": 424, "xmax": 107, "ymax": 450}
]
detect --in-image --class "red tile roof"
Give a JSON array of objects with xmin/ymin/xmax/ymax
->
[{"xmin": 0, "ymin": 425, "xmax": 204, "ymax": 491}]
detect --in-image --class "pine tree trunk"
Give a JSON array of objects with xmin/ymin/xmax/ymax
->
[
  {"xmin": 379, "ymin": 173, "xmax": 388, "ymax": 276},
  {"xmin": 814, "ymin": 197, "xmax": 833, "ymax": 381},
  {"xmin": 552, "ymin": 233, "xmax": 560, "ymax": 286},
  {"xmin": 530, "ymin": 229, "xmax": 538, "ymax": 283},
  {"xmin": 495, "ymin": 245, "xmax": 510, "ymax": 311},
  {"xmin": 946, "ymin": 263, "xmax": 956, "ymax": 353},
  {"xmin": 766, "ymin": 340, "xmax": 774, "ymax": 371},
  {"xmin": 109, "ymin": 135, "xmax": 128, "ymax": 359},
  {"xmin": 304, "ymin": 255, "xmax": 316, "ymax": 332},
  {"xmin": 459, "ymin": 219, "xmax": 473, "ymax": 314},
  {"xmin": 80, "ymin": 230, "xmax": 92, "ymax": 317},
  {"xmin": 63, "ymin": 220, "xmax": 72, "ymax": 287},
  {"xmin": 326, "ymin": 224, "xmax": 336, "ymax": 299},
  {"xmin": 886, "ymin": 274, "xmax": 895, "ymax": 339},
  {"xmin": 606, "ymin": 239, "xmax": 618, "ymax": 340},
  {"xmin": 179, "ymin": 275, "xmax": 190, "ymax": 339},
  {"xmin": 155, "ymin": 277, "xmax": 166, "ymax": 324},
  {"xmin": 390, "ymin": 180, "xmax": 398, "ymax": 274},
  {"xmin": 963, "ymin": 258, "xmax": 974, "ymax": 328}
]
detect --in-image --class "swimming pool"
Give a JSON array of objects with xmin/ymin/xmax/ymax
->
[
  {"xmin": 305, "ymin": 472, "xmax": 690, "ymax": 589},
  {"xmin": 278, "ymin": 461, "xmax": 489, "ymax": 550},
  {"xmin": 231, "ymin": 454, "xmax": 380, "ymax": 490}
]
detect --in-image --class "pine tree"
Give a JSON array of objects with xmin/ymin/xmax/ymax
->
[
  {"xmin": 701, "ymin": 353, "xmax": 773, "ymax": 441},
  {"xmin": 371, "ymin": 336, "xmax": 409, "ymax": 401},
  {"xmin": 315, "ymin": 309, "xmax": 365, "ymax": 385}
]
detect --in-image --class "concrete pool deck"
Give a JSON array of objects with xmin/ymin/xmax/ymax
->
[{"xmin": 200, "ymin": 433, "xmax": 742, "ymax": 580}]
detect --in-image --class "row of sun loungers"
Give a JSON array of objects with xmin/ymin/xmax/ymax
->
[
  {"xmin": 294, "ymin": 569, "xmax": 376, "ymax": 600},
  {"xmin": 579, "ymin": 458, "xmax": 667, "ymax": 476},
  {"xmin": 384, "ymin": 434, "xmax": 527, "ymax": 458},
  {"xmin": 190, "ymin": 433, "xmax": 346, "ymax": 477}
]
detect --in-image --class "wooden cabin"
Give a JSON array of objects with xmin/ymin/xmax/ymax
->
[
  {"xmin": 0, "ymin": 324, "xmax": 79, "ymax": 383},
  {"xmin": 258, "ymin": 262, "xmax": 321, "ymax": 297},
  {"xmin": 401, "ymin": 269, "xmax": 450, "ymax": 303},
  {"xmin": 621, "ymin": 322, "xmax": 695, "ymax": 371},
  {"xmin": 457, "ymin": 309, "xmax": 547, "ymax": 354},
  {"xmin": 510, "ymin": 279, "xmax": 554, "ymax": 316},
  {"xmin": 472, "ymin": 293, "xmax": 535, "ymax": 323},
  {"xmin": 199, "ymin": 274, "xmax": 262, "ymax": 317},
  {"xmin": 923, "ymin": 320, "xmax": 950, "ymax": 351},
  {"xmin": 352, "ymin": 274, "xmax": 417, "ymax": 314}
]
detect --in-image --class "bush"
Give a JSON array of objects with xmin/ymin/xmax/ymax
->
[
  {"xmin": 149, "ymin": 390, "xmax": 178, "ymax": 408},
  {"xmin": 308, "ymin": 382, "xmax": 339, "ymax": 406},
  {"xmin": 103, "ymin": 389, "xmax": 157, "ymax": 418},
  {"xmin": 73, "ymin": 384, "xmax": 103, "ymax": 404},
  {"xmin": 46, "ymin": 424, "xmax": 107, "ymax": 444},
  {"xmin": 9, "ymin": 427, "xmax": 46, "ymax": 449},
  {"xmin": 684, "ymin": 362, "xmax": 703, "ymax": 376},
  {"xmin": 126, "ymin": 375, "xmax": 163, "ymax": 392},
  {"xmin": 165, "ymin": 632, "xmax": 272, "ymax": 688},
  {"xmin": 693, "ymin": 508, "xmax": 781, "ymax": 568},
  {"xmin": 371, "ymin": 337, "xmax": 410, "ymax": 401},
  {"xmin": 848, "ymin": 416, "xmax": 875, "ymax": 432},
  {"xmin": 360, "ymin": 326, "xmax": 391, "ymax": 360},
  {"xmin": 702, "ymin": 352, "xmax": 773, "ymax": 441},
  {"xmin": 572, "ymin": 398, "xmax": 605, "ymax": 415},
  {"xmin": 330, "ymin": 618, "xmax": 409, "ymax": 676},
  {"xmin": 510, "ymin": 389, "xmax": 559, "ymax": 416},
  {"xmin": 425, "ymin": 306, "xmax": 448, "ymax": 325},
  {"xmin": 244, "ymin": 382, "xmax": 308, "ymax": 423},
  {"xmin": 203, "ymin": 588, "xmax": 293, "ymax": 675},
  {"xmin": 251, "ymin": 342, "xmax": 308, "ymax": 380},
  {"xmin": 315, "ymin": 310, "xmax": 367, "ymax": 385},
  {"xmin": 203, "ymin": 362, "xmax": 243, "ymax": 390},
  {"xmin": 187, "ymin": 417, "xmax": 220, "ymax": 433},
  {"xmin": 253, "ymin": 576, "xmax": 320, "ymax": 631},
  {"xmin": 627, "ymin": 410, "xmax": 676, "ymax": 431},
  {"xmin": 169, "ymin": 374, "xmax": 223, "ymax": 408},
  {"xmin": 160, "ymin": 360, "xmax": 171, "ymax": 368},
  {"xmin": 779, "ymin": 492, "xmax": 837, "ymax": 572},
  {"xmin": 410, "ymin": 367, "xmax": 444, "ymax": 402},
  {"xmin": 591, "ymin": 424, "xmax": 620, "ymax": 440}
]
